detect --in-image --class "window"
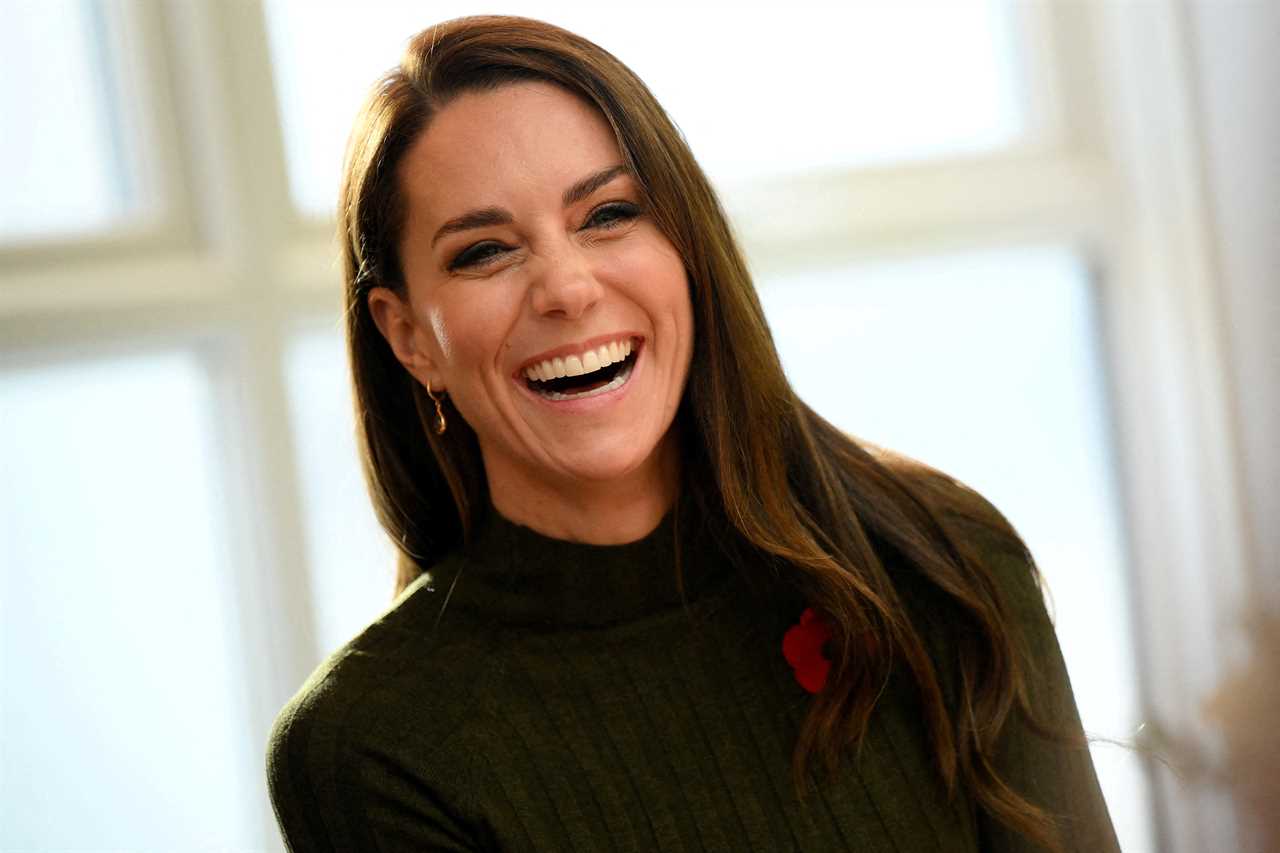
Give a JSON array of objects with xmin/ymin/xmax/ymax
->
[
  {"xmin": 264, "ymin": 0, "xmax": 1032, "ymax": 217},
  {"xmin": 1, "ymin": 0, "xmax": 150, "ymax": 241},
  {"xmin": 0, "ymin": 352, "xmax": 258, "ymax": 849}
]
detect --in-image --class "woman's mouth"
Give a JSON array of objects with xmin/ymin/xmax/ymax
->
[{"xmin": 521, "ymin": 337, "xmax": 641, "ymax": 402}]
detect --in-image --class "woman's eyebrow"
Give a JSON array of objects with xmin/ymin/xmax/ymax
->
[
  {"xmin": 431, "ymin": 165, "xmax": 631, "ymax": 248},
  {"xmin": 432, "ymin": 207, "xmax": 512, "ymax": 248},
  {"xmin": 562, "ymin": 164, "xmax": 630, "ymax": 207}
]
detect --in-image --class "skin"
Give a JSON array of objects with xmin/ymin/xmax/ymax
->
[{"xmin": 368, "ymin": 82, "xmax": 695, "ymax": 544}]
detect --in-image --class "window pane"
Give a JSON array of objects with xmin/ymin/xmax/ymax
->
[
  {"xmin": 760, "ymin": 245, "xmax": 1154, "ymax": 853},
  {"xmin": 0, "ymin": 0, "xmax": 138, "ymax": 241},
  {"xmin": 0, "ymin": 353, "xmax": 259, "ymax": 849},
  {"xmin": 285, "ymin": 327, "xmax": 397, "ymax": 658},
  {"xmin": 265, "ymin": 0, "xmax": 1027, "ymax": 218}
]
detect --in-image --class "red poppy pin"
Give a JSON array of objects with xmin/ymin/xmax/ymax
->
[{"xmin": 782, "ymin": 607, "xmax": 832, "ymax": 694}]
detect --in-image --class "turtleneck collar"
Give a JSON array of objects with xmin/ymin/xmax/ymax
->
[{"xmin": 436, "ymin": 494, "xmax": 736, "ymax": 630}]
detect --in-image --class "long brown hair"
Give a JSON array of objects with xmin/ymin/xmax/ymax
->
[{"xmin": 341, "ymin": 15, "xmax": 1068, "ymax": 850}]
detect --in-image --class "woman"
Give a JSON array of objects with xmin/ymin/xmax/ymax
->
[{"xmin": 267, "ymin": 15, "xmax": 1119, "ymax": 852}]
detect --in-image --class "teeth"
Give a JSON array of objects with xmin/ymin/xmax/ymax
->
[
  {"xmin": 533, "ymin": 353, "xmax": 636, "ymax": 401},
  {"xmin": 523, "ymin": 338, "xmax": 636, "ymax": 382}
]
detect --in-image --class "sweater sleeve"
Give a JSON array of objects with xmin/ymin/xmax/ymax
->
[
  {"xmin": 977, "ymin": 542, "xmax": 1122, "ymax": 853},
  {"xmin": 266, "ymin": 678, "xmax": 484, "ymax": 853}
]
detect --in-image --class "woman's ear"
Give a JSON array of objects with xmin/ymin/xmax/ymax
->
[{"xmin": 367, "ymin": 286, "xmax": 440, "ymax": 389}]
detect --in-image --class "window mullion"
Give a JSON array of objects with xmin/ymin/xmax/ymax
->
[
  {"xmin": 159, "ymin": 0, "xmax": 295, "ymax": 273},
  {"xmin": 157, "ymin": 5, "xmax": 323, "ymax": 849}
]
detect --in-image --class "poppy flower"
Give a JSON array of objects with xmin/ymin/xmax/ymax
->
[{"xmin": 783, "ymin": 607, "xmax": 833, "ymax": 694}]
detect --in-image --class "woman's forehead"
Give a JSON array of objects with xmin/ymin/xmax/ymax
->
[{"xmin": 399, "ymin": 82, "xmax": 623, "ymax": 219}]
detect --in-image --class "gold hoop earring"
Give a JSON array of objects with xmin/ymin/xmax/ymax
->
[{"xmin": 425, "ymin": 381, "xmax": 447, "ymax": 435}]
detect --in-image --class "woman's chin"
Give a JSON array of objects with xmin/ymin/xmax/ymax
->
[
  {"xmin": 547, "ymin": 446, "xmax": 658, "ymax": 486},
  {"xmin": 539, "ymin": 422, "xmax": 680, "ymax": 487}
]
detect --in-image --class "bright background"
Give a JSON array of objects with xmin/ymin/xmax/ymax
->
[{"xmin": 2, "ymin": 2, "xmax": 1275, "ymax": 851}]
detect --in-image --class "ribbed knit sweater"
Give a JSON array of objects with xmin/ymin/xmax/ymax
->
[{"xmin": 266, "ymin": 497, "xmax": 1119, "ymax": 852}]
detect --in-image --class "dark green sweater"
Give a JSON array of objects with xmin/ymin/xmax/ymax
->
[{"xmin": 267, "ymin": 498, "xmax": 1119, "ymax": 852}]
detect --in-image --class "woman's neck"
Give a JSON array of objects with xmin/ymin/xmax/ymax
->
[{"xmin": 483, "ymin": 432, "xmax": 681, "ymax": 545}]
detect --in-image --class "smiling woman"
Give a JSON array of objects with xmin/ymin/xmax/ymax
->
[
  {"xmin": 266, "ymin": 15, "xmax": 1120, "ymax": 853},
  {"xmin": 366, "ymin": 82, "xmax": 693, "ymax": 545}
]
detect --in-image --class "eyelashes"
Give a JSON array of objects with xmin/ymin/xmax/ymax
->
[
  {"xmin": 445, "ymin": 201, "xmax": 642, "ymax": 272},
  {"xmin": 447, "ymin": 240, "xmax": 508, "ymax": 271},
  {"xmin": 582, "ymin": 200, "xmax": 641, "ymax": 230}
]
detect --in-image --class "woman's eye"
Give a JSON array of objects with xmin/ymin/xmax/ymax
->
[
  {"xmin": 448, "ymin": 241, "xmax": 509, "ymax": 271},
  {"xmin": 583, "ymin": 201, "xmax": 641, "ymax": 230}
]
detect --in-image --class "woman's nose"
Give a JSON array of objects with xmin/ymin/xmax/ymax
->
[{"xmin": 528, "ymin": 242, "xmax": 603, "ymax": 320}]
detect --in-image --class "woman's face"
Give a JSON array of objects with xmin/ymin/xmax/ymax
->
[{"xmin": 371, "ymin": 81, "xmax": 694, "ymax": 505}]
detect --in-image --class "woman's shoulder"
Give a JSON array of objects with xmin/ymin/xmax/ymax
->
[
  {"xmin": 871, "ymin": 445, "xmax": 1036, "ymax": 569},
  {"xmin": 266, "ymin": 555, "xmax": 498, "ymax": 848},
  {"xmin": 863, "ymin": 445, "xmax": 1052, "ymax": 643},
  {"xmin": 266, "ymin": 553, "xmax": 499, "ymax": 798}
]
